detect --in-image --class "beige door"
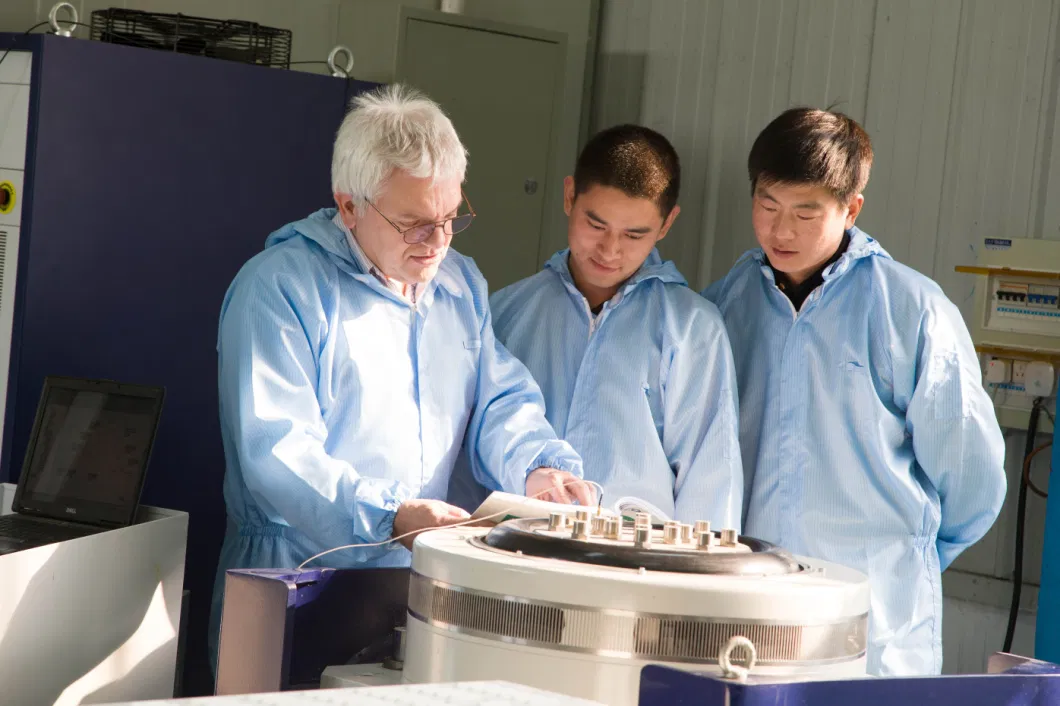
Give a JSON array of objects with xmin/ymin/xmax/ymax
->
[{"xmin": 397, "ymin": 9, "xmax": 567, "ymax": 292}]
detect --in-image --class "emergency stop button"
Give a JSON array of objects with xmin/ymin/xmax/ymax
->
[{"xmin": 0, "ymin": 182, "xmax": 14, "ymax": 214}]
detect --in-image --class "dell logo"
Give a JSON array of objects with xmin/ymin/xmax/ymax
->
[{"xmin": 65, "ymin": 507, "xmax": 77, "ymax": 515}]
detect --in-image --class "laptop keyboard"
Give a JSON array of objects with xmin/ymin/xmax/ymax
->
[{"xmin": 0, "ymin": 515, "xmax": 101, "ymax": 545}]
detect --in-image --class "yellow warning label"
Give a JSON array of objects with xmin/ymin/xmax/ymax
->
[{"xmin": 0, "ymin": 181, "xmax": 14, "ymax": 215}]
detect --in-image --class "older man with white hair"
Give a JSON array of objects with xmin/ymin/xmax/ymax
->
[{"xmin": 208, "ymin": 84, "xmax": 591, "ymax": 663}]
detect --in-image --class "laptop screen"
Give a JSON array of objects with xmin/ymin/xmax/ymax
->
[{"xmin": 16, "ymin": 378, "xmax": 164, "ymax": 527}]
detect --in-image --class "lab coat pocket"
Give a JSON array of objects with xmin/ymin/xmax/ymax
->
[
  {"xmin": 462, "ymin": 338, "xmax": 483, "ymax": 365},
  {"xmin": 838, "ymin": 360, "xmax": 881, "ymax": 433}
]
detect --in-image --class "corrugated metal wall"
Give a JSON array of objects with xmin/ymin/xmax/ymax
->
[
  {"xmin": 593, "ymin": 0, "xmax": 1060, "ymax": 297},
  {"xmin": 593, "ymin": 0, "xmax": 1058, "ymax": 673}
]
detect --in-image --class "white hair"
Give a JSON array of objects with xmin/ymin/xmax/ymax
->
[{"xmin": 331, "ymin": 83, "xmax": 468, "ymax": 212}]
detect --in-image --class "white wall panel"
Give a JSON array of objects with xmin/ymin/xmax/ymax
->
[{"xmin": 860, "ymin": 0, "xmax": 960, "ymax": 277}]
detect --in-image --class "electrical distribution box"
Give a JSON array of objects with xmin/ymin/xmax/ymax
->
[{"xmin": 957, "ymin": 237, "xmax": 1060, "ymax": 431}]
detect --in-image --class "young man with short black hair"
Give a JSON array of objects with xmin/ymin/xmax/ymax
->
[
  {"xmin": 450, "ymin": 124, "xmax": 743, "ymax": 527},
  {"xmin": 703, "ymin": 107, "xmax": 1006, "ymax": 676}
]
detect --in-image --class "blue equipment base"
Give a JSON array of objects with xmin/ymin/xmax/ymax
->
[{"xmin": 638, "ymin": 664, "xmax": 1060, "ymax": 706}]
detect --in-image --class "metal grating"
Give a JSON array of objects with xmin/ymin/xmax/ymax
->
[
  {"xmin": 411, "ymin": 572, "xmax": 564, "ymax": 644},
  {"xmin": 89, "ymin": 8, "xmax": 292, "ymax": 69},
  {"xmin": 408, "ymin": 572, "xmax": 866, "ymax": 664}
]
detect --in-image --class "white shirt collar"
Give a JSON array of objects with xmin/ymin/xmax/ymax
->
[{"xmin": 333, "ymin": 212, "xmax": 418, "ymax": 304}]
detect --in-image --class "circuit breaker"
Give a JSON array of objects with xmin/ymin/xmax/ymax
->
[{"xmin": 957, "ymin": 237, "xmax": 1060, "ymax": 431}]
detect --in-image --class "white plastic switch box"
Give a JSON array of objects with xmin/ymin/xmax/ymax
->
[
  {"xmin": 986, "ymin": 358, "xmax": 1012, "ymax": 384},
  {"xmin": 1025, "ymin": 361, "xmax": 1056, "ymax": 397}
]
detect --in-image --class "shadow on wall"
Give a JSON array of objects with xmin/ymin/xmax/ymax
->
[
  {"xmin": 0, "ymin": 535, "xmax": 184, "ymax": 705},
  {"xmin": 590, "ymin": 51, "xmax": 647, "ymax": 134}
]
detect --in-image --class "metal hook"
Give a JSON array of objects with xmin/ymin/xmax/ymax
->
[
  {"xmin": 718, "ymin": 635, "xmax": 757, "ymax": 683},
  {"xmin": 48, "ymin": 2, "xmax": 78, "ymax": 38},
  {"xmin": 327, "ymin": 45, "xmax": 354, "ymax": 78}
]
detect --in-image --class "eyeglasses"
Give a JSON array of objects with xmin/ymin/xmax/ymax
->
[{"xmin": 368, "ymin": 190, "xmax": 476, "ymax": 245}]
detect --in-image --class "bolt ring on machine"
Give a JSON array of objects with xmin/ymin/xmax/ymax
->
[{"xmin": 477, "ymin": 517, "xmax": 805, "ymax": 576}]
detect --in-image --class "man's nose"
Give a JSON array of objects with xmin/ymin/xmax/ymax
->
[
  {"xmin": 599, "ymin": 230, "xmax": 621, "ymax": 256},
  {"xmin": 425, "ymin": 223, "xmax": 447, "ymax": 248}
]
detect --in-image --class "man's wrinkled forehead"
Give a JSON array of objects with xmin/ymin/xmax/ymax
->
[{"xmin": 380, "ymin": 174, "xmax": 463, "ymax": 220}]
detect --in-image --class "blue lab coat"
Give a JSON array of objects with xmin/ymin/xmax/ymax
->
[
  {"xmin": 703, "ymin": 227, "xmax": 1007, "ymax": 676},
  {"xmin": 450, "ymin": 248, "xmax": 742, "ymax": 528}
]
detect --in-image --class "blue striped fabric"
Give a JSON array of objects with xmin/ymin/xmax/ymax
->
[
  {"xmin": 703, "ymin": 227, "xmax": 1007, "ymax": 677},
  {"xmin": 450, "ymin": 248, "xmax": 743, "ymax": 529}
]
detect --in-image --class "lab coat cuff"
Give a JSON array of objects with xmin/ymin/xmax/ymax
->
[
  {"xmin": 379, "ymin": 509, "xmax": 400, "ymax": 549},
  {"xmin": 526, "ymin": 449, "xmax": 584, "ymax": 478},
  {"xmin": 377, "ymin": 485, "xmax": 413, "ymax": 548}
]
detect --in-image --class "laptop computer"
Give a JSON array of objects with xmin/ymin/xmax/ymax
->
[{"xmin": 0, "ymin": 376, "xmax": 165, "ymax": 555}]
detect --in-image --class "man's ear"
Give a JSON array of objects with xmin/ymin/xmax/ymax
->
[
  {"xmin": 657, "ymin": 205, "xmax": 681, "ymax": 242},
  {"xmin": 845, "ymin": 194, "xmax": 865, "ymax": 229},
  {"xmin": 334, "ymin": 193, "xmax": 359, "ymax": 229},
  {"xmin": 563, "ymin": 176, "xmax": 576, "ymax": 217}
]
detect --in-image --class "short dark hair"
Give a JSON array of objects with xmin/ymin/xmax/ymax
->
[
  {"xmin": 573, "ymin": 124, "xmax": 681, "ymax": 216},
  {"xmin": 748, "ymin": 107, "xmax": 873, "ymax": 204}
]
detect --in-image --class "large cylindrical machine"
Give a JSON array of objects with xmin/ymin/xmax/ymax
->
[{"xmin": 404, "ymin": 512, "xmax": 870, "ymax": 706}]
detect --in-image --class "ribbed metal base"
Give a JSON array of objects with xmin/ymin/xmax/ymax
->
[{"xmin": 408, "ymin": 571, "xmax": 867, "ymax": 666}]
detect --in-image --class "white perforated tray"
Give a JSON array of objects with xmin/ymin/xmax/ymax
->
[{"xmin": 101, "ymin": 681, "xmax": 605, "ymax": 705}]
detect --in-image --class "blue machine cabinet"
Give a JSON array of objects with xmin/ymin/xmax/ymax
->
[
  {"xmin": 638, "ymin": 665, "xmax": 1060, "ymax": 706},
  {"xmin": 1037, "ymin": 397, "xmax": 1060, "ymax": 662},
  {"xmin": 0, "ymin": 31, "xmax": 377, "ymax": 695}
]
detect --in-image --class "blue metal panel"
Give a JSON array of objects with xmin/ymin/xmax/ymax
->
[
  {"xmin": 638, "ymin": 665, "xmax": 1060, "ymax": 706},
  {"xmin": 219, "ymin": 568, "xmax": 410, "ymax": 690},
  {"xmin": 0, "ymin": 33, "xmax": 378, "ymax": 694},
  {"xmin": 1037, "ymin": 397, "xmax": 1060, "ymax": 663}
]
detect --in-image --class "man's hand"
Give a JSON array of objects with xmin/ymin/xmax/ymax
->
[
  {"xmin": 526, "ymin": 468, "xmax": 596, "ymax": 506},
  {"xmin": 392, "ymin": 499, "xmax": 471, "ymax": 550}
]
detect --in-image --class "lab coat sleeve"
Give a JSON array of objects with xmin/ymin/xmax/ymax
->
[
  {"xmin": 218, "ymin": 272, "xmax": 412, "ymax": 560},
  {"xmin": 905, "ymin": 300, "xmax": 1007, "ymax": 571},
  {"xmin": 666, "ymin": 314, "xmax": 744, "ymax": 529},
  {"xmin": 465, "ymin": 304, "xmax": 584, "ymax": 494},
  {"xmin": 700, "ymin": 280, "xmax": 723, "ymax": 305}
]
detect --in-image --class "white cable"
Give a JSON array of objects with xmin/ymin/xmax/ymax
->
[{"xmin": 296, "ymin": 478, "xmax": 605, "ymax": 570}]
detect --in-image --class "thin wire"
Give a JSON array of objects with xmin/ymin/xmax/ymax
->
[
  {"xmin": 1024, "ymin": 442, "xmax": 1053, "ymax": 499},
  {"xmin": 297, "ymin": 478, "xmax": 605, "ymax": 570},
  {"xmin": 1043, "ymin": 402, "xmax": 1056, "ymax": 428},
  {"xmin": 0, "ymin": 22, "xmax": 52, "ymax": 71}
]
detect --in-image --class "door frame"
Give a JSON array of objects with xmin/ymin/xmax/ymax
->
[{"xmin": 395, "ymin": 6, "xmax": 570, "ymax": 271}]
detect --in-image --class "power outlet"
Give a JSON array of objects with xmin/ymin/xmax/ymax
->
[{"xmin": 1013, "ymin": 360, "xmax": 1029, "ymax": 386}]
